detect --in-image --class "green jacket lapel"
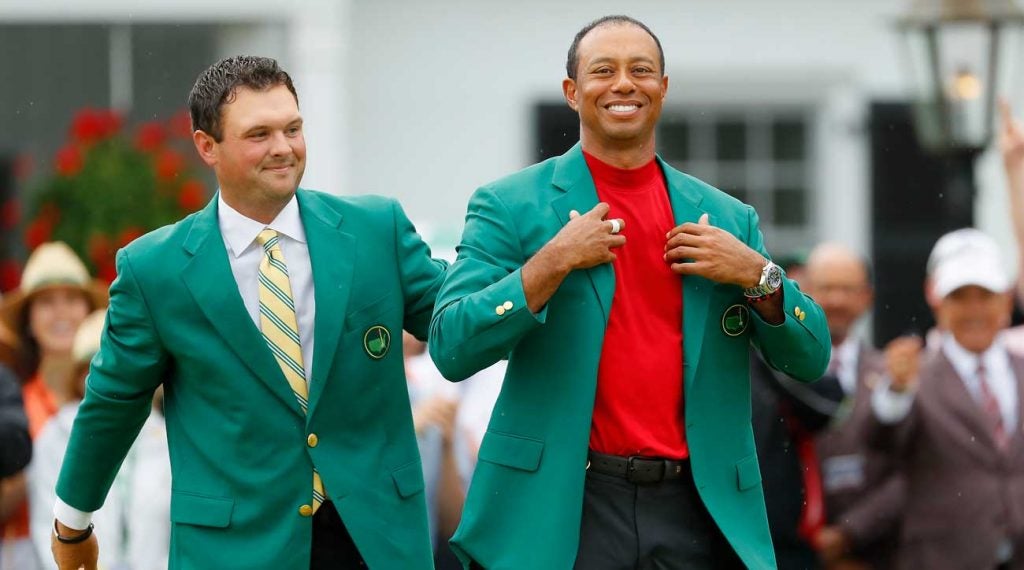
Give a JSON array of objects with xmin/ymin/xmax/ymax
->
[
  {"xmin": 659, "ymin": 159, "xmax": 712, "ymax": 390},
  {"xmin": 181, "ymin": 197, "xmax": 304, "ymax": 416},
  {"xmin": 550, "ymin": 144, "xmax": 614, "ymax": 322},
  {"xmin": 297, "ymin": 190, "xmax": 356, "ymax": 417}
]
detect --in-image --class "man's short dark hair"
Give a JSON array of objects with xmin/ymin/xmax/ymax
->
[
  {"xmin": 187, "ymin": 55, "xmax": 297, "ymax": 142},
  {"xmin": 566, "ymin": 15, "xmax": 665, "ymax": 81}
]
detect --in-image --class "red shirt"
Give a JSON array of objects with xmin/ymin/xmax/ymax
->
[{"xmin": 584, "ymin": 152, "xmax": 688, "ymax": 459}]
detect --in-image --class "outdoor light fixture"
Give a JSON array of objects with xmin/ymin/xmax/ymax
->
[{"xmin": 898, "ymin": 0, "xmax": 1024, "ymax": 155}]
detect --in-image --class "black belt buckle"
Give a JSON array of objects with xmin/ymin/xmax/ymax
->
[{"xmin": 626, "ymin": 456, "xmax": 665, "ymax": 484}]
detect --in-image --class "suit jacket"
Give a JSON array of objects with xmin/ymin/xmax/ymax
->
[
  {"xmin": 55, "ymin": 190, "xmax": 448, "ymax": 569},
  {"xmin": 816, "ymin": 343, "xmax": 903, "ymax": 569},
  {"xmin": 429, "ymin": 144, "xmax": 831, "ymax": 570},
  {"xmin": 868, "ymin": 349, "xmax": 1024, "ymax": 570},
  {"xmin": 0, "ymin": 364, "xmax": 30, "ymax": 478},
  {"xmin": 750, "ymin": 352, "xmax": 844, "ymax": 570}
]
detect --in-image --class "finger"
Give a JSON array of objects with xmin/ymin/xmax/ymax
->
[
  {"xmin": 569, "ymin": 209, "xmax": 580, "ymax": 219},
  {"xmin": 665, "ymin": 231, "xmax": 704, "ymax": 250},
  {"xmin": 698, "ymin": 213, "xmax": 710, "ymax": 225},
  {"xmin": 665, "ymin": 224, "xmax": 687, "ymax": 239},
  {"xmin": 588, "ymin": 202, "xmax": 611, "ymax": 218},
  {"xmin": 664, "ymin": 245, "xmax": 703, "ymax": 262},
  {"xmin": 669, "ymin": 260, "xmax": 707, "ymax": 275},
  {"xmin": 606, "ymin": 218, "xmax": 626, "ymax": 234},
  {"xmin": 607, "ymin": 235, "xmax": 627, "ymax": 249}
]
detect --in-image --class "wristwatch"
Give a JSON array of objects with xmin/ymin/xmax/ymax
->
[{"xmin": 743, "ymin": 259, "xmax": 783, "ymax": 299}]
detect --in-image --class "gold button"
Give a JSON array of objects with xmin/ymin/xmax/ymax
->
[
  {"xmin": 794, "ymin": 306, "xmax": 801, "ymax": 317},
  {"xmin": 299, "ymin": 504, "xmax": 313, "ymax": 517},
  {"xmin": 307, "ymin": 433, "xmax": 318, "ymax": 448},
  {"xmin": 495, "ymin": 305, "xmax": 506, "ymax": 316},
  {"xmin": 503, "ymin": 301, "xmax": 513, "ymax": 311},
  {"xmin": 798, "ymin": 311, "xmax": 806, "ymax": 321}
]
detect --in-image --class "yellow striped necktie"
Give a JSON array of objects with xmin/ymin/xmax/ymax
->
[{"xmin": 256, "ymin": 229, "xmax": 325, "ymax": 514}]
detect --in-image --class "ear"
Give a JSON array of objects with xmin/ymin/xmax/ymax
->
[
  {"xmin": 562, "ymin": 78, "xmax": 579, "ymax": 112},
  {"xmin": 660, "ymin": 74, "xmax": 669, "ymax": 102},
  {"xmin": 192, "ymin": 130, "xmax": 218, "ymax": 167}
]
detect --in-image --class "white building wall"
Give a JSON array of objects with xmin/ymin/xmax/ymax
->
[{"xmin": 3, "ymin": 0, "xmax": 1023, "ymax": 266}]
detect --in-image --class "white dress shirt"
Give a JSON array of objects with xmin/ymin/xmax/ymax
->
[
  {"xmin": 832, "ymin": 336, "xmax": 861, "ymax": 397},
  {"xmin": 56, "ymin": 194, "xmax": 317, "ymax": 530},
  {"xmin": 873, "ymin": 332, "xmax": 1019, "ymax": 433}
]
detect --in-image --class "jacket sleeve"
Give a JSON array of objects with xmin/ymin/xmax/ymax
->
[
  {"xmin": 392, "ymin": 199, "xmax": 449, "ymax": 340},
  {"xmin": 56, "ymin": 249, "xmax": 169, "ymax": 512},
  {"xmin": 0, "ymin": 365, "xmax": 30, "ymax": 478},
  {"xmin": 744, "ymin": 206, "xmax": 831, "ymax": 381},
  {"xmin": 429, "ymin": 187, "xmax": 547, "ymax": 381}
]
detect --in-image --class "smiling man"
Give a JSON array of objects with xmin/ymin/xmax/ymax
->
[
  {"xmin": 429, "ymin": 15, "xmax": 830, "ymax": 570},
  {"xmin": 49, "ymin": 56, "xmax": 447, "ymax": 570}
]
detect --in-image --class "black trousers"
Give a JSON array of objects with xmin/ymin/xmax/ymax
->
[
  {"xmin": 469, "ymin": 464, "xmax": 746, "ymax": 570},
  {"xmin": 573, "ymin": 466, "xmax": 745, "ymax": 570},
  {"xmin": 310, "ymin": 500, "xmax": 367, "ymax": 569}
]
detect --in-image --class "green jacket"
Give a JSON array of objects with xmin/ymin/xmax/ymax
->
[
  {"xmin": 57, "ymin": 189, "xmax": 447, "ymax": 569},
  {"xmin": 429, "ymin": 144, "xmax": 830, "ymax": 569}
]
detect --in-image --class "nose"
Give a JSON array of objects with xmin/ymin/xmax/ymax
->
[
  {"xmin": 611, "ymin": 70, "xmax": 636, "ymax": 94},
  {"xmin": 269, "ymin": 130, "xmax": 292, "ymax": 157}
]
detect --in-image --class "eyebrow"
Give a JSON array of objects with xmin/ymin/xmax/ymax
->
[
  {"xmin": 587, "ymin": 56, "xmax": 658, "ymax": 67},
  {"xmin": 240, "ymin": 116, "xmax": 303, "ymax": 135}
]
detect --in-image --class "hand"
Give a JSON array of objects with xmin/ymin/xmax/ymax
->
[
  {"xmin": 548, "ymin": 203, "xmax": 626, "ymax": 272},
  {"xmin": 884, "ymin": 335, "xmax": 923, "ymax": 393},
  {"xmin": 412, "ymin": 397, "xmax": 458, "ymax": 438},
  {"xmin": 664, "ymin": 213, "xmax": 764, "ymax": 286},
  {"xmin": 814, "ymin": 525, "xmax": 849, "ymax": 564},
  {"xmin": 1000, "ymin": 98, "xmax": 1024, "ymax": 176},
  {"xmin": 51, "ymin": 521, "xmax": 98, "ymax": 570}
]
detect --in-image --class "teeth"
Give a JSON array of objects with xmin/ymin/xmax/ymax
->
[{"xmin": 609, "ymin": 104, "xmax": 639, "ymax": 112}]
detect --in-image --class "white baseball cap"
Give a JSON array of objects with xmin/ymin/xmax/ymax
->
[{"xmin": 930, "ymin": 229, "xmax": 1013, "ymax": 298}]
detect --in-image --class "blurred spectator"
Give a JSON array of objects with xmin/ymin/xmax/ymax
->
[
  {"xmin": 0, "ymin": 365, "xmax": 30, "ymax": 479},
  {"xmin": 870, "ymin": 230, "xmax": 1023, "ymax": 569},
  {"xmin": 998, "ymin": 99, "xmax": 1024, "ymax": 356},
  {"xmin": 751, "ymin": 253, "xmax": 844, "ymax": 569},
  {"xmin": 0, "ymin": 242, "xmax": 106, "ymax": 570},
  {"xmin": 802, "ymin": 244, "xmax": 903, "ymax": 569},
  {"xmin": 28, "ymin": 310, "xmax": 170, "ymax": 570},
  {"xmin": 451, "ymin": 360, "xmax": 506, "ymax": 490},
  {"xmin": 403, "ymin": 332, "xmax": 462, "ymax": 563}
]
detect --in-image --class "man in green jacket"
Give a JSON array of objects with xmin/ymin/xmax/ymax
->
[
  {"xmin": 50, "ymin": 56, "xmax": 446, "ymax": 569},
  {"xmin": 430, "ymin": 16, "xmax": 830, "ymax": 569}
]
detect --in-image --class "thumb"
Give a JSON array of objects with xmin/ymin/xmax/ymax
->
[
  {"xmin": 569, "ymin": 209, "xmax": 580, "ymax": 220},
  {"xmin": 698, "ymin": 213, "xmax": 710, "ymax": 225}
]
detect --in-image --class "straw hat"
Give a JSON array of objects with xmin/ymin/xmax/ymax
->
[
  {"xmin": 72, "ymin": 309, "xmax": 107, "ymax": 364},
  {"xmin": 0, "ymin": 242, "xmax": 109, "ymax": 333}
]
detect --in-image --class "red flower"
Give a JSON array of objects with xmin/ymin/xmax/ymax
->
[
  {"xmin": 24, "ymin": 217, "xmax": 53, "ymax": 249},
  {"xmin": 117, "ymin": 226, "xmax": 144, "ymax": 247},
  {"xmin": 155, "ymin": 149, "xmax": 185, "ymax": 181},
  {"xmin": 134, "ymin": 122, "xmax": 166, "ymax": 153},
  {"xmin": 70, "ymin": 108, "xmax": 121, "ymax": 143},
  {"xmin": 54, "ymin": 144, "xmax": 83, "ymax": 177},
  {"xmin": 0, "ymin": 259, "xmax": 21, "ymax": 292},
  {"xmin": 87, "ymin": 233, "xmax": 114, "ymax": 268},
  {"xmin": 178, "ymin": 179, "xmax": 207, "ymax": 211},
  {"xmin": 1, "ymin": 200, "xmax": 19, "ymax": 229},
  {"xmin": 169, "ymin": 110, "xmax": 193, "ymax": 139},
  {"xmin": 96, "ymin": 259, "xmax": 118, "ymax": 284}
]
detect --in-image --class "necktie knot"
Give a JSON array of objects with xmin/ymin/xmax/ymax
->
[{"xmin": 256, "ymin": 229, "xmax": 281, "ymax": 254}]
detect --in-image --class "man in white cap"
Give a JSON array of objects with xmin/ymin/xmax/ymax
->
[{"xmin": 870, "ymin": 229, "xmax": 1024, "ymax": 570}]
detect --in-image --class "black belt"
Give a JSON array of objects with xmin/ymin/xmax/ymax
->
[{"xmin": 586, "ymin": 450, "xmax": 691, "ymax": 484}]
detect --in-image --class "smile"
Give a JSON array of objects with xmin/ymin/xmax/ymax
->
[{"xmin": 606, "ymin": 103, "xmax": 641, "ymax": 115}]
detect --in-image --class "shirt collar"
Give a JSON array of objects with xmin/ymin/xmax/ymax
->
[
  {"xmin": 942, "ymin": 331, "xmax": 1007, "ymax": 379},
  {"xmin": 218, "ymin": 193, "xmax": 306, "ymax": 258}
]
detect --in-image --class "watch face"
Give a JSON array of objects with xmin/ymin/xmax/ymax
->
[{"xmin": 766, "ymin": 264, "xmax": 783, "ymax": 289}]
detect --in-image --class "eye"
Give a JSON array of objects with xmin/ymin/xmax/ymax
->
[
  {"xmin": 593, "ymin": 67, "xmax": 613, "ymax": 75},
  {"xmin": 633, "ymin": 66, "xmax": 653, "ymax": 74},
  {"xmin": 287, "ymin": 125, "xmax": 302, "ymax": 136},
  {"xmin": 248, "ymin": 131, "xmax": 267, "ymax": 140}
]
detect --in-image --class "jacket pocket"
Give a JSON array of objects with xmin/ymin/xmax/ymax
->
[
  {"xmin": 170, "ymin": 491, "xmax": 234, "ymax": 528},
  {"xmin": 478, "ymin": 431, "xmax": 545, "ymax": 472},
  {"xmin": 391, "ymin": 461, "xmax": 426, "ymax": 498},
  {"xmin": 735, "ymin": 454, "xmax": 762, "ymax": 491},
  {"xmin": 343, "ymin": 291, "xmax": 397, "ymax": 333}
]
